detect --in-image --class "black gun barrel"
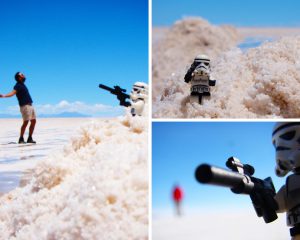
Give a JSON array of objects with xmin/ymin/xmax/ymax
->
[
  {"xmin": 99, "ymin": 84, "xmax": 113, "ymax": 92},
  {"xmin": 99, "ymin": 83, "xmax": 131, "ymax": 107},
  {"xmin": 195, "ymin": 164, "xmax": 254, "ymax": 194},
  {"xmin": 195, "ymin": 162, "xmax": 278, "ymax": 224}
]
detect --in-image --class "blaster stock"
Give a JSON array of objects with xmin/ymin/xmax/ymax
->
[
  {"xmin": 99, "ymin": 84, "xmax": 131, "ymax": 107},
  {"xmin": 195, "ymin": 157, "xmax": 278, "ymax": 223}
]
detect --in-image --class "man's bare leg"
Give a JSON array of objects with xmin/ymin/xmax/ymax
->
[
  {"xmin": 19, "ymin": 120, "xmax": 29, "ymax": 143},
  {"xmin": 29, "ymin": 119, "xmax": 36, "ymax": 137},
  {"xmin": 27, "ymin": 119, "xmax": 36, "ymax": 143}
]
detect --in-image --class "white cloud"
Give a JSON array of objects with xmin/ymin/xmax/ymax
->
[{"xmin": 3, "ymin": 100, "xmax": 124, "ymax": 117}]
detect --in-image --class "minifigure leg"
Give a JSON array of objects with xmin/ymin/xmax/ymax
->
[{"xmin": 198, "ymin": 95, "xmax": 202, "ymax": 104}]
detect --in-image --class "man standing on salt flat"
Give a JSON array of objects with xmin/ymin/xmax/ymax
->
[
  {"xmin": 0, "ymin": 72, "xmax": 37, "ymax": 144},
  {"xmin": 172, "ymin": 184, "xmax": 184, "ymax": 216}
]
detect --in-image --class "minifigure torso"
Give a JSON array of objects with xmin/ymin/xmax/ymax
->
[
  {"xmin": 276, "ymin": 175, "xmax": 300, "ymax": 215},
  {"xmin": 130, "ymin": 98, "xmax": 145, "ymax": 116},
  {"xmin": 275, "ymin": 173, "xmax": 300, "ymax": 239},
  {"xmin": 286, "ymin": 174, "xmax": 300, "ymax": 216},
  {"xmin": 191, "ymin": 74, "xmax": 210, "ymax": 87}
]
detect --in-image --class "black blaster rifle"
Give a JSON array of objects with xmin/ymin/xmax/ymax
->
[
  {"xmin": 195, "ymin": 157, "xmax": 278, "ymax": 223},
  {"xmin": 99, "ymin": 84, "xmax": 131, "ymax": 107}
]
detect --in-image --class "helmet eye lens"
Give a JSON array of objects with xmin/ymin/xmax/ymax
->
[
  {"xmin": 279, "ymin": 131, "xmax": 296, "ymax": 140},
  {"xmin": 133, "ymin": 88, "xmax": 141, "ymax": 93},
  {"xmin": 195, "ymin": 61, "xmax": 209, "ymax": 66}
]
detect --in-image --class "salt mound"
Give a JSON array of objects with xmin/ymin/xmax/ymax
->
[
  {"xmin": 153, "ymin": 36, "xmax": 300, "ymax": 118},
  {"xmin": 0, "ymin": 114, "xmax": 148, "ymax": 239},
  {"xmin": 152, "ymin": 17, "xmax": 239, "ymax": 98}
]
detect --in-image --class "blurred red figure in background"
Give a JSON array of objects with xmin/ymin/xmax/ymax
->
[{"xmin": 172, "ymin": 184, "xmax": 184, "ymax": 216}]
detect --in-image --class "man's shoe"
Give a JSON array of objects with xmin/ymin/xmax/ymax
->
[
  {"xmin": 18, "ymin": 136, "xmax": 25, "ymax": 144},
  {"xmin": 27, "ymin": 136, "xmax": 36, "ymax": 144}
]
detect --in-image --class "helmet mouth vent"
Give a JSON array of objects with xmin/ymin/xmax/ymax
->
[
  {"xmin": 276, "ymin": 146, "xmax": 291, "ymax": 151},
  {"xmin": 278, "ymin": 161, "xmax": 288, "ymax": 171}
]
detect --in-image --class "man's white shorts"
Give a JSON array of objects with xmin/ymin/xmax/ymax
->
[{"xmin": 20, "ymin": 105, "xmax": 36, "ymax": 121}]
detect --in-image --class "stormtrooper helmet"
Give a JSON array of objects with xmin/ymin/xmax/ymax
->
[
  {"xmin": 194, "ymin": 54, "xmax": 210, "ymax": 67},
  {"xmin": 193, "ymin": 54, "xmax": 211, "ymax": 76},
  {"xmin": 272, "ymin": 122, "xmax": 300, "ymax": 177},
  {"xmin": 130, "ymin": 82, "xmax": 148, "ymax": 101}
]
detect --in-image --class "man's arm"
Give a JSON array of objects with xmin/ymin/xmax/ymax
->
[{"xmin": 0, "ymin": 90, "xmax": 17, "ymax": 98}]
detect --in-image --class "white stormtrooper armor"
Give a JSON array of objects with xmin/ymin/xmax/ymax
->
[
  {"xmin": 130, "ymin": 82, "xmax": 148, "ymax": 116},
  {"xmin": 272, "ymin": 122, "xmax": 300, "ymax": 239},
  {"xmin": 191, "ymin": 54, "xmax": 211, "ymax": 86},
  {"xmin": 184, "ymin": 54, "xmax": 216, "ymax": 104}
]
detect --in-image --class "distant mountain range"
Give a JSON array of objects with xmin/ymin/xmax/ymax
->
[{"xmin": 0, "ymin": 112, "xmax": 91, "ymax": 118}]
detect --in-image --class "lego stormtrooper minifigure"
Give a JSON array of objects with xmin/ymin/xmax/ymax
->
[
  {"xmin": 130, "ymin": 82, "xmax": 148, "ymax": 116},
  {"xmin": 184, "ymin": 54, "xmax": 216, "ymax": 104},
  {"xmin": 272, "ymin": 122, "xmax": 300, "ymax": 240}
]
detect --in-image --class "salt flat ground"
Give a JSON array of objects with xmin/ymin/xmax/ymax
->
[
  {"xmin": 238, "ymin": 27, "xmax": 300, "ymax": 38},
  {"xmin": 153, "ymin": 209, "xmax": 288, "ymax": 240},
  {"xmin": 0, "ymin": 118, "xmax": 94, "ymax": 193},
  {"xmin": 0, "ymin": 115, "xmax": 148, "ymax": 239},
  {"xmin": 153, "ymin": 27, "xmax": 300, "ymax": 42}
]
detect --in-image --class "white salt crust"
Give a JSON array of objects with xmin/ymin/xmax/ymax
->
[
  {"xmin": 153, "ymin": 17, "xmax": 300, "ymax": 118},
  {"xmin": 0, "ymin": 111, "xmax": 148, "ymax": 240}
]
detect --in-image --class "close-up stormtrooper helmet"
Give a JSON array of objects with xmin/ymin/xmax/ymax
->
[
  {"xmin": 193, "ymin": 54, "xmax": 211, "ymax": 77},
  {"xmin": 130, "ymin": 82, "xmax": 148, "ymax": 101},
  {"xmin": 272, "ymin": 122, "xmax": 300, "ymax": 177}
]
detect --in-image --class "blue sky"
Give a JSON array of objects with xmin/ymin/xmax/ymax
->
[
  {"xmin": 152, "ymin": 122, "xmax": 287, "ymax": 213},
  {"xmin": 153, "ymin": 0, "xmax": 300, "ymax": 27},
  {"xmin": 0, "ymin": 0, "xmax": 148, "ymax": 117}
]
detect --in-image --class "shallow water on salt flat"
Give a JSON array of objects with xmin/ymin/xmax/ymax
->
[
  {"xmin": 237, "ymin": 37, "xmax": 274, "ymax": 50},
  {"xmin": 0, "ymin": 118, "xmax": 94, "ymax": 194}
]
